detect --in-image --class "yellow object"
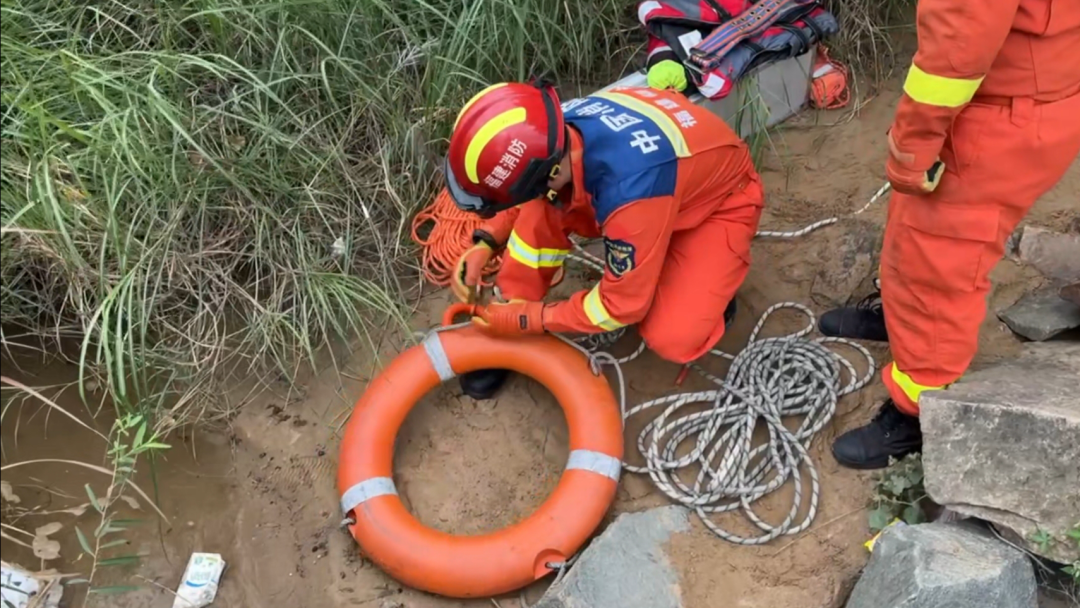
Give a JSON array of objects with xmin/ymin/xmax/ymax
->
[
  {"xmin": 890, "ymin": 362, "xmax": 945, "ymax": 403},
  {"xmin": 647, "ymin": 59, "xmax": 689, "ymax": 93},
  {"xmin": 903, "ymin": 64, "xmax": 983, "ymax": 108},
  {"xmin": 865, "ymin": 518, "xmax": 907, "ymax": 552},
  {"xmin": 465, "ymin": 107, "xmax": 527, "ymax": 183}
]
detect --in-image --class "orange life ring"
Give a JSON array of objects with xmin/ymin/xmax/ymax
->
[{"xmin": 337, "ymin": 306, "xmax": 624, "ymax": 598}]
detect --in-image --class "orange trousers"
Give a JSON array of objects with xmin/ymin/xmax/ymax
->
[
  {"xmin": 638, "ymin": 180, "xmax": 762, "ymax": 363},
  {"xmin": 497, "ymin": 179, "xmax": 763, "ymax": 364},
  {"xmin": 881, "ymin": 91, "xmax": 1080, "ymax": 415}
]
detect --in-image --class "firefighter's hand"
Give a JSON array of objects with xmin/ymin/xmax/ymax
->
[
  {"xmin": 647, "ymin": 60, "xmax": 688, "ymax": 92},
  {"xmin": 886, "ymin": 131, "xmax": 945, "ymax": 195},
  {"xmin": 472, "ymin": 300, "xmax": 546, "ymax": 336},
  {"xmin": 452, "ymin": 242, "xmax": 493, "ymax": 303}
]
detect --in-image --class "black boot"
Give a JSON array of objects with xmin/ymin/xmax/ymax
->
[
  {"xmin": 818, "ymin": 291, "xmax": 888, "ymax": 342},
  {"xmin": 459, "ymin": 368, "xmax": 510, "ymax": 400},
  {"xmin": 832, "ymin": 399, "xmax": 922, "ymax": 470}
]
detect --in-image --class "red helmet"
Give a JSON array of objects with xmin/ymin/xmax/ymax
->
[{"xmin": 444, "ymin": 81, "xmax": 566, "ymax": 216}]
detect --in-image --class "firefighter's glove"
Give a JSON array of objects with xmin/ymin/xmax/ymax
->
[
  {"xmin": 886, "ymin": 130, "xmax": 945, "ymax": 196},
  {"xmin": 452, "ymin": 241, "xmax": 494, "ymax": 303},
  {"xmin": 472, "ymin": 300, "xmax": 546, "ymax": 336},
  {"xmin": 647, "ymin": 60, "xmax": 688, "ymax": 92}
]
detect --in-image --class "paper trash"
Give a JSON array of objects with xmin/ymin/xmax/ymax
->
[
  {"xmin": 172, "ymin": 553, "xmax": 226, "ymax": 608},
  {"xmin": 0, "ymin": 562, "xmax": 64, "ymax": 608}
]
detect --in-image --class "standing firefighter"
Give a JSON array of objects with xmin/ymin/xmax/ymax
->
[
  {"xmin": 823, "ymin": 0, "xmax": 1080, "ymax": 468},
  {"xmin": 443, "ymin": 82, "xmax": 763, "ymax": 399}
]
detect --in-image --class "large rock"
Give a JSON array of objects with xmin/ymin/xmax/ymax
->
[
  {"xmin": 1017, "ymin": 226, "xmax": 1080, "ymax": 282},
  {"xmin": 998, "ymin": 288, "xmax": 1080, "ymax": 341},
  {"xmin": 846, "ymin": 522, "xmax": 1037, "ymax": 608},
  {"xmin": 533, "ymin": 506, "xmax": 690, "ymax": 608},
  {"xmin": 921, "ymin": 343, "xmax": 1080, "ymax": 563},
  {"xmin": 1061, "ymin": 282, "xmax": 1080, "ymax": 307}
]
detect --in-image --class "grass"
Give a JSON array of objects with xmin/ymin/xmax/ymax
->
[
  {"xmin": 823, "ymin": 0, "xmax": 916, "ymax": 80},
  {"xmin": 1, "ymin": 0, "xmax": 914, "ymax": 429},
  {"xmin": 1, "ymin": 0, "xmax": 636, "ymax": 424}
]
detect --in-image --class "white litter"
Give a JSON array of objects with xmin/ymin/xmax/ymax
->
[
  {"xmin": 172, "ymin": 553, "xmax": 226, "ymax": 608},
  {"xmin": 0, "ymin": 562, "xmax": 64, "ymax": 608}
]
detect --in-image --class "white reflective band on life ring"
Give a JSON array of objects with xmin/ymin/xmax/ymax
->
[
  {"xmin": 566, "ymin": 449, "xmax": 621, "ymax": 481},
  {"xmin": 423, "ymin": 332, "xmax": 455, "ymax": 381},
  {"xmin": 341, "ymin": 477, "xmax": 398, "ymax": 514}
]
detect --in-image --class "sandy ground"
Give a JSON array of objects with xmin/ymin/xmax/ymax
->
[{"xmin": 2, "ymin": 75, "xmax": 1078, "ymax": 608}]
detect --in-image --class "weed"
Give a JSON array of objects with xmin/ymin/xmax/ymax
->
[
  {"xmin": 1029, "ymin": 523, "xmax": 1080, "ymax": 591},
  {"xmin": 1, "ymin": 0, "xmax": 636, "ymax": 426},
  {"xmin": 823, "ymin": 0, "xmax": 916, "ymax": 80},
  {"xmin": 67, "ymin": 413, "xmax": 170, "ymax": 596},
  {"xmin": 867, "ymin": 453, "xmax": 926, "ymax": 532}
]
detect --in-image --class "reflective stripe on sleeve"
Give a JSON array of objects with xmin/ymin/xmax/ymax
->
[
  {"xmin": 506, "ymin": 230, "xmax": 569, "ymax": 269},
  {"xmin": 583, "ymin": 285, "xmax": 626, "ymax": 331},
  {"xmin": 903, "ymin": 64, "xmax": 983, "ymax": 108}
]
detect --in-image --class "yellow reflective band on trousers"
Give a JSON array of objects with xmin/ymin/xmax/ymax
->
[
  {"xmin": 903, "ymin": 64, "xmax": 984, "ymax": 108},
  {"xmin": 583, "ymin": 285, "xmax": 626, "ymax": 331},
  {"xmin": 506, "ymin": 231, "xmax": 569, "ymax": 269},
  {"xmin": 890, "ymin": 364, "xmax": 945, "ymax": 405}
]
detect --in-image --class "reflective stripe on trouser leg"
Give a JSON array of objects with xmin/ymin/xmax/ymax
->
[
  {"xmin": 882, "ymin": 362, "xmax": 944, "ymax": 416},
  {"xmin": 506, "ymin": 230, "xmax": 569, "ymax": 269}
]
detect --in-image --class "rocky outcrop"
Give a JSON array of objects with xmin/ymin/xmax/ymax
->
[
  {"xmin": 1017, "ymin": 226, "xmax": 1080, "ymax": 283},
  {"xmin": 998, "ymin": 288, "xmax": 1080, "ymax": 341},
  {"xmin": 920, "ymin": 343, "xmax": 1080, "ymax": 563},
  {"xmin": 846, "ymin": 522, "xmax": 1037, "ymax": 608},
  {"xmin": 534, "ymin": 506, "xmax": 689, "ymax": 608}
]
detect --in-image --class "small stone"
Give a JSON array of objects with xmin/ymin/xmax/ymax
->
[
  {"xmin": 998, "ymin": 288, "xmax": 1080, "ymax": 341},
  {"xmin": 1017, "ymin": 226, "xmax": 1080, "ymax": 282},
  {"xmin": 845, "ymin": 522, "xmax": 1037, "ymax": 608},
  {"xmin": 533, "ymin": 506, "xmax": 690, "ymax": 608}
]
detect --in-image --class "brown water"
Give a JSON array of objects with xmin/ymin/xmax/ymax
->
[{"xmin": 1, "ymin": 359, "xmax": 243, "ymax": 608}]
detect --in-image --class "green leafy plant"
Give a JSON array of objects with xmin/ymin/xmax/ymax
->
[
  {"xmin": 1031, "ymin": 527, "xmax": 1055, "ymax": 553},
  {"xmin": 68, "ymin": 413, "xmax": 171, "ymax": 596},
  {"xmin": 1050, "ymin": 523, "xmax": 1079, "ymax": 587},
  {"xmin": 867, "ymin": 453, "xmax": 927, "ymax": 532},
  {"xmin": 1, "ymin": 0, "xmax": 637, "ymax": 429}
]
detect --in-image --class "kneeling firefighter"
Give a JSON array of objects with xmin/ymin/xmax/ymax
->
[{"xmin": 443, "ymin": 81, "xmax": 764, "ymax": 399}]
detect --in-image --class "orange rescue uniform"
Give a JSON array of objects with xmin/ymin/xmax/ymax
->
[
  {"xmin": 479, "ymin": 87, "xmax": 763, "ymax": 363},
  {"xmin": 882, "ymin": 0, "xmax": 1080, "ymax": 414}
]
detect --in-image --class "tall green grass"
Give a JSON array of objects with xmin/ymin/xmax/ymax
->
[{"xmin": 1, "ymin": 0, "xmax": 633, "ymax": 421}]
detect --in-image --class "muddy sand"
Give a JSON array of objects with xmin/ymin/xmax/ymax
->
[{"xmin": 3, "ymin": 78, "xmax": 1078, "ymax": 608}]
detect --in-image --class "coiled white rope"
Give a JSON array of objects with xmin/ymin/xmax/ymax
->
[{"xmin": 558, "ymin": 182, "xmax": 889, "ymax": 544}]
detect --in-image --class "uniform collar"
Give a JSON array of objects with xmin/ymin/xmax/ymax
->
[{"xmin": 560, "ymin": 126, "xmax": 591, "ymax": 214}]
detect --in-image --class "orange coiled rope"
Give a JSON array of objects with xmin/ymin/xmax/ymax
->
[
  {"xmin": 410, "ymin": 188, "xmax": 503, "ymax": 286},
  {"xmin": 809, "ymin": 46, "xmax": 851, "ymax": 110}
]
